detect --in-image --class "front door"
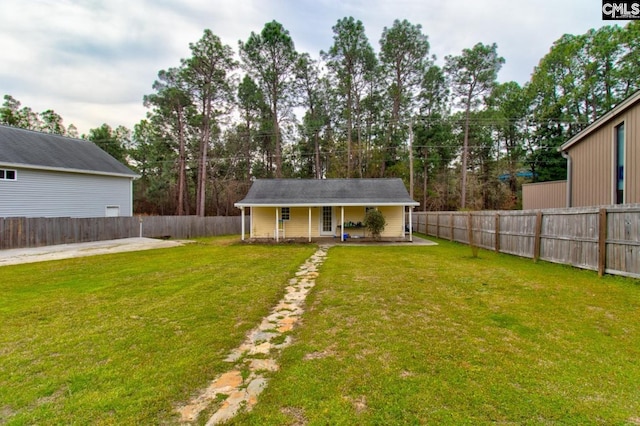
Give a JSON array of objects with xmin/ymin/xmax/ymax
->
[{"xmin": 320, "ymin": 206, "xmax": 334, "ymax": 236}]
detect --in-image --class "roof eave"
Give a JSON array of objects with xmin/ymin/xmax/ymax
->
[
  {"xmin": 559, "ymin": 90, "xmax": 640, "ymax": 152},
  {"xmin": 235, "ymin": 201, "xmax": 420, "ymax": 208},
  {"xmin": 0, "ymin": 162, "xmax": 139, "ymax": 179}
]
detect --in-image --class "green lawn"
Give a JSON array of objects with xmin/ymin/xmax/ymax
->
[
  {"xmin": 2, "ymin": 236, "xmax": 640, "ymax": 425},
  {"xmin": 0, "ymin": 236, "xmax": 316, "ymax": 425},
  {"xmin": 231, "ymin": 237, "xmax": 640, "ymax": 425}
]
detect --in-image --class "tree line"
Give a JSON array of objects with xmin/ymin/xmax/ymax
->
[{"xmin": 2, "ymin": 19, "xmax": 639, "ymax": 215}]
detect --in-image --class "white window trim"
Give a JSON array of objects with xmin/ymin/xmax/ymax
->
[
  {"xmin": 105, "ymin": 205, "xmax": 121, "ymax": 217},
  {"xmin": 281, "ymin": 207, "xmax": 290, "ymax": 221},
  {"xmin": 0, "ymin": 168, "xmax": 17, "ymax": 181},
  {"xmin": 612, "ymin": 121, "xmax": 626, "ymax": 205}
]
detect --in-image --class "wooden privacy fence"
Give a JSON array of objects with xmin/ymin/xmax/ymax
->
[
  {"xmin": 0, "ymin": 216, "xmax": 249, "ymax": 250},
  {"xmin": 412, "ymin": 206, "xmax": 640, "ymax": 279}
]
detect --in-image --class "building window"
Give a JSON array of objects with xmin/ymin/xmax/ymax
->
[
  {"xmin": 615, "ymin": 123, "xmax": 625, "ymax": 204},
  {"xmin": 322, "ymin": 206, "xmax": 332, "ymax": 232},
  {"xmin": 0, "ymin": 169, "xmax": 16, "ymax": 180},
  {"xmin": 281, "ymin": 207, "xmax": 290, "ymax": 221},
  {"xmin": 105, "ymin": 206, "xmax": 120, "ymax": 217}
]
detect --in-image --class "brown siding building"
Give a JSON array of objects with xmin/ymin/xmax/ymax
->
[
  {"xmin": 522, "ymin": 181, "xmax": 567, "ymax": 210},
  {"xmin": 523, "ymin": 90, "xmax": 640, "ymax": 209}
]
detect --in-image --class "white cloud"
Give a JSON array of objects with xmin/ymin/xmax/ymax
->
[{"xmin": 0, "ymin": 0, "xmax": 612, "ymax": 134}]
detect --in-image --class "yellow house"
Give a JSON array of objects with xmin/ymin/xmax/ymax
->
[{"xmin": 235, "ymin": 178, "xmax": 419, "ymax": 242}]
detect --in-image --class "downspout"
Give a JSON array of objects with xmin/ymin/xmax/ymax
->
[{"xmin": 561, "ymin": 150, "xmax": 572, "ymax": 208}]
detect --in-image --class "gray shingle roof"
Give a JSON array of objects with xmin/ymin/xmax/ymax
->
[
  {"xmin": 236, "ymin": 178, "xmax": 419, "ymax": 207},
  {"xmin": 0, "ymin": 125, "xmax": 138, "ymax": 177}
]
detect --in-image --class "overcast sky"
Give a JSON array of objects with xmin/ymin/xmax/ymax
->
[{"xmin": 0, "ymin": 0, "xmax": 612, "ymax": 135}]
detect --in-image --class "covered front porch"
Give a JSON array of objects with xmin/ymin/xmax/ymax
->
[{"xmin": 238, "ymin": 204, "xmax": 416, "ymax": 243}]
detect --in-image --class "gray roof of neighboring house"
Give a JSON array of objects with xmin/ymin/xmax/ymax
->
[
  {"xmin": 235, "ymin": 178, "xmax": 419, "ymax": 207},
  {"xmin": 0, "ymin": 125, "xmax": 138, "ymax": 178}
]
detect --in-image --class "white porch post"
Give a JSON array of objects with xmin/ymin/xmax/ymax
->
[
  {"xmin": 341, "ymin": 206, "xmax": 344, "ymax": 242},
  {"xmin": 402, "ymin": 206, "xmax": 406, "ymax": 239},
  {"xmin": 250, "ymin": 207, "xmax": 254, "ymax": 239},
  {"xmin": 241, "ymin": 207, "xmax": 245, "ymax": 241},
  {"xmin": 409, "ymin": 206, "xmax": 414, "ymax": 242},
  {"xmin": 275, "ymin": 207, "xmax": 279, "ymax": 242},
  {"xmin": 308, "ymin": 207, "xmax": 312, "ymax": 242}
]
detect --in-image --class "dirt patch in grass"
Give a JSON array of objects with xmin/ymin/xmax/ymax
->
[{"xmin": 280, "ymin": 406, "xmax": 308, "ymax": 425}]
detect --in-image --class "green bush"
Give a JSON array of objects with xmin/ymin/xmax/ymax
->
[{"xmin": 364, "ymin": 209, "xmax": 386, "ymax": 240}]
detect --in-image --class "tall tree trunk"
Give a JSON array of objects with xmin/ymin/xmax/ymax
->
[
  {"xmin": 177, "ymin": 107, "xmax": 188, "ymax": 216},
  {"xmin": 196, "ymin": 102, "xmax": 211, "ymax": 217},
  {"xmin": 357, "ymin": 112, "xmax": 363, "ymax": 178},
  {"xmin": 423, "ymin": 159, "xmax": 428, "ymax": 211},
  {"xmin": 461, "ymin": 101, "xmax": 471, "ymax": 209},
  {"xmin": 272, "ymin": 94, "xmax": 281, "ymax": 178},
  {"xmin": 346, "ymin": 88, "xmax": 352, "ymax": 178},
  {"xmin": 197, "ymin": 133, "xmax": 208, "ymax": 216},
  {"xmin": 245, "ymin": 116, "xmax": 252, "ymax": 182},
  {"xmin": 410, "ymin": 121, "xmax": 415, "ymax": 200},
  {"xmin": 314, "ymin": 130, "xmax": 321, "ymax": 179}
]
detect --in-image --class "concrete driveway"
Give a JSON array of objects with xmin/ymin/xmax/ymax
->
[{"xmin": 0, "ymin": 238, "xmax": 185, "ymax": 267}]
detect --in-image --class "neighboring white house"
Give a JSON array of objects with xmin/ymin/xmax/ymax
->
[{"xmin": 0, "ymin": 125, "xmax": 138, "ymax": 218}]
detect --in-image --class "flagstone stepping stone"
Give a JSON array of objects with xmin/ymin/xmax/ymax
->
[
  {"xmin": 178, "ymin": 245, "xmax": 330, "ymax": 425},
  {"xmin": 247, "ymin": 358, "xmax": 279, "ymax": 372}
]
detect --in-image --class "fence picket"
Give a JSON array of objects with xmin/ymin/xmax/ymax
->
[
  {"xmin": 412, "ymin": 206, "xmax": 640, "ymax": 279},
  {"xmin": 0, "ymin": 216, "xmax": 249, "ymax": 250}
]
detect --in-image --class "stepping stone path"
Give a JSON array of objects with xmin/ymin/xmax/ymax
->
[{"xmin": 177, "ymin": 245, "xmax": 329, "ymax": 425}]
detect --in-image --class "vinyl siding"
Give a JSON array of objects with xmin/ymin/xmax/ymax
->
[
  {"xmin": 251, "ymin": 205, "xmax": 405, "ymax": 238},
  {"xmin": 281, "ymin": 207, "xmax": 320, "ymax": 238},
  {"xmin": 570, "ymin": 122, "xmax": 614, "ymax": 206},
  {"xmin": 522, "ymin": 181, "xmax": 567, "ymax": 210},
  {"xmin": 564, "ymin": 92, "xmax": 640, "ymax": 207},
  {"xmin": 0, "ymin": 168, "xmax": 133, "ymax": 218},
  {"xmin": 378, "ymin": 206, "xmax": 404, "ymax": 237},
  {"xmin": 625, "ymin": 104, "xmax": 640, "ymax": 203},
  {"xmin": 252, "ymin": 207, "xmax": 278, "ymax": 238},
  {"xmin": 566, "ymin": 95, "xmax": 640, "ymax": 207}
]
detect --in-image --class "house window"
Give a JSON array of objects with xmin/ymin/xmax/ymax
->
[
  {"xmin": 322, "ymin": 206, "xmax": 332, "ymax": 232},
  {"xmin": 0, "ymin": 169, "xmax": 16, "ymax": 180},
  {"xmin": 615, "ymin": 123, "xmax": 625, "ymax": 204},
  {"xmin": 105, "ymin": 206, "xmax": 120, "ymax": 217},
  {"xmin": 281, "ymin": 207, "xmax": 290, "ymax": 221}
]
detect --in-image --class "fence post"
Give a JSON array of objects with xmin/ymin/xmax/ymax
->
[
  {"xmin": 468, "ymin": 212, "xmax": 478, "ymax": 257},
  {"xmin": 436, "ymin": 213, "xmax": 440, "ymax": 239},
  {"xmin": 598, "ymin": 208, "xmax": 607, "ymax": 277},
  {"xmin": 533, "ymin": 211, "xmax": 543, "ymax": 262},
  {"xmin": 495, "ymin": 213, "xmax": 500, "ymax": 253},
  {"xmin": 423, "ymin": 212, "xmax": 427, "ymax": 235},
  {"xmin": 450, "ymin": 213, "xmax": 454, "ymax": 242}
]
